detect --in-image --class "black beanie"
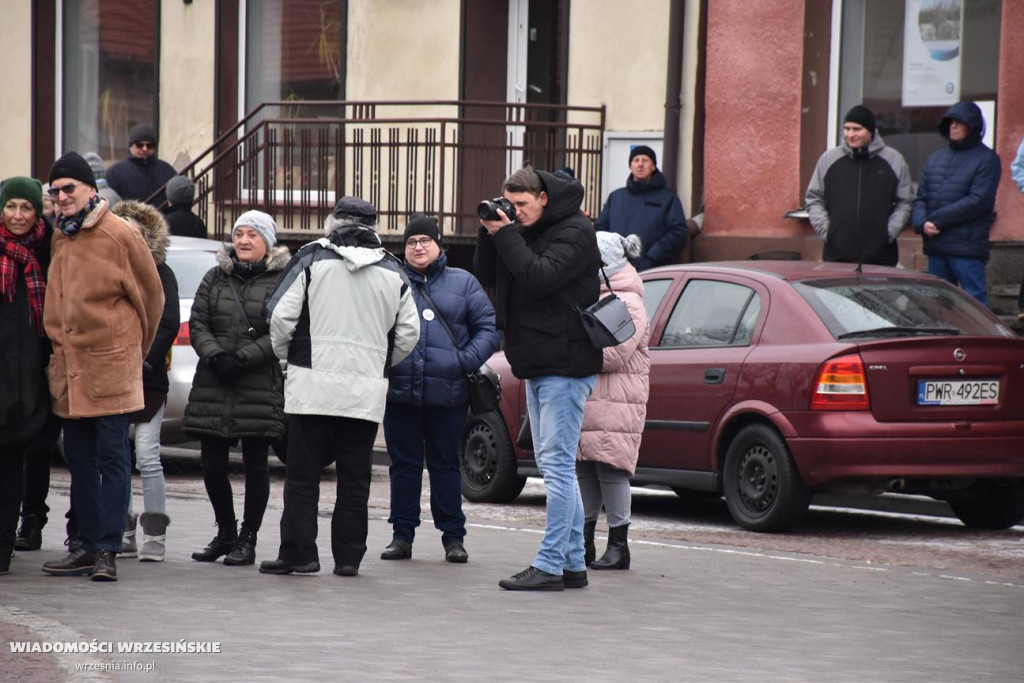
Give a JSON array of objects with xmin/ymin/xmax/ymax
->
[
  {"xmin": 129, "ymin": 123, "xmax": 158, "ymax": 147},
  {"xmin": 844, "ymin": 105, "xmax": 876, "ymax": 136},
  {"xmin": 628, "ymin": 145, "xmax": 657, "ymax": 167},
  {"xmin": 48, "ymin": 152, "xmax": 97, "ymax": 189},
  {"xmin": 404, "ymin": 214, "xmax": 441, "ymax": 244}
]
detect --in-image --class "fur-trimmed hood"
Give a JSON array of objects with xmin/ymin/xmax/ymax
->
[
  {"xmin": 112, "ymin": 200, "xmax": 170, "ymax": 265},
  {"xmin": 216, "ymin": 244, "xmax": 291, "ymax": 274}
]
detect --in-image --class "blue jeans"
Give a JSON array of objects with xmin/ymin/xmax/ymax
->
[
  {"xmin": 927, "ymin": 255, "xmax": 988, "ymax": 307},
  {"xmin": 129, "ymin": 400, "xmax": 166, "ymax": 515},
  {"xmin": 384, "ymin": 402, "xmax": 468, "ymax": 546},
  {"xmin": 525, "ymin": 374, "xmax": 597, "ymax": 575},
  {"xmin": 64, "ymin": 414, "xmax": 132, "ymax": 553}
]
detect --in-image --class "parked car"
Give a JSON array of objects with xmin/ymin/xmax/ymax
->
[
  {"xmin": 162, "ymin": 235, "xmax": 224, "ymax": 443},
  {"xmin": 460, "ymin": 261, "xmax": 1024, "ymax": 532}
]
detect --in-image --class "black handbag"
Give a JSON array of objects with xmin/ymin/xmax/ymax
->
[
  {"xmin": 575, "ymin": 268, "xmax": 636, "ymax": 348},
  {"xmin": 417, "ymin": 287, "xmax": 501, "ymax": 415}
]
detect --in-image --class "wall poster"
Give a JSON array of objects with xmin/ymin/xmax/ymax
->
[{"xmin": 902, "ymin": 0, "xmax": 963, "ymax": 106}]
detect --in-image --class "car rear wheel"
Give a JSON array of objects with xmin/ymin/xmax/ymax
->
[
  {"xmin": 723, "ymin": 424, "xmax": 810, "ymax": 532},
  {"xmin": 947, "ymin": 481, "xmax": 1024, "ymax": 530},
  {"xmin": 460, "ymin": 411, "xmax": 526, "ymax": 503}
]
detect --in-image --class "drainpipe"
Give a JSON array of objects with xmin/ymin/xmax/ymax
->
[{"xmin": 661, "ymin": 0, "xmax": 685, "ymax": 189}]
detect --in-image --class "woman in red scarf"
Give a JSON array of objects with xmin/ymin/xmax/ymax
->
[{"xmin": 0, "ymin": 176, "xmax": 58, "ymax": 574}]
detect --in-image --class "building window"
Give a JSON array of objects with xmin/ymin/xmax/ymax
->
[
  {"xmin": 61, "ymin": 0, "xmax": 159, "ymax": 164},
  {"xmin": 244, "ymin": 0, "xmax": 345, "ymax": 121},
  {"xmin": 837, "ymin": 0, "xmax": 1001, "ymax": 179}
]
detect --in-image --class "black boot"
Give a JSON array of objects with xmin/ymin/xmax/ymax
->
[
  {"xmin": 14, "ymin": 514, "xmax": 46, "ymax": 551},
  {"xmin": 191, "ymin": 521, "xmax": 237, "ymax": 562},
  {"xmin": 583, "ymin": 520, "xmax": 597, "ymax": 568},
  {"xmin": 591, "ymin": 523, "xmax": 630, "ymax": 570},
  {"xmin": 223, "ymin": 524, "xmax": 257, "ymax": 566}
]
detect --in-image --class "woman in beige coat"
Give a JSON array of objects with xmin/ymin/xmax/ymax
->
[{"xmin": 577, "ymin": 232, "xmax": 650, "ymax": 570}]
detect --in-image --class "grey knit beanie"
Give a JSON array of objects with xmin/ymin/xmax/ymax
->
[
  {"xmin": 232, "ymin": 210, "xmax": 277, "ymax": 249},
  {"xmin": 166, "ymin": 175, "xmax": 195, "ymax": 205},
  {"xmin": 596, "ymin": 231, "xmax": 643, "ymax": 277}
]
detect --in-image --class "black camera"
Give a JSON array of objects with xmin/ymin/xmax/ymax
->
[{"xmin": 477, "ymin": 197, "xmax": 515, "ymax": 222}]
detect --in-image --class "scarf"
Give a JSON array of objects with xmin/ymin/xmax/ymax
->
[
  {"xmin": 0, "ymin": 220, "xmax": 47, "ymax": 335},
  {"xmin": 55, "ymin": 194, "xmax": 101, "ymax": 237}
]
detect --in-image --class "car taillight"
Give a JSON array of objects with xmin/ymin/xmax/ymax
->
[
  {"xmin": 811, "ymin": 353, "xmax": 869, "ymax": 411},
  {"xmin": 174, "ymin": 321, "xmax": 190, "ymax": 346}
]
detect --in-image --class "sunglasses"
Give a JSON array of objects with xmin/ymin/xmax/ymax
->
[
  {"xmin": 46, "ymin": 183, "xmax": 80, "ymax": 198},
  {"xmin": 133, "ymin": 141, "xmax": 156, "ymax": 150},
  {"xmin": 405, "ymin": 236, "xmax": 434, "ymax": 248}
]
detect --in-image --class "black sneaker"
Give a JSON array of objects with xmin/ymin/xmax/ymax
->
[
  {"xmin": 42, "ymin": 548, "xmax": 96, "ymax": 576},
  {"xmin": 258, "ymin": 558, "xmax": 320, "ymax": 575},
  {"xmin": 333, "ymin": 565, "xmax": 359, "ymax": 577},
  {"xmin": 90, "ymin": 550, "xmax": 117, "ymax": 582},
  {"xmin": 563, "ymin": 570, "xmax": 588, "ymax": 589},
  {"xmin": 498, "ymin": 566, "xmax": 564, "ymax": 591}
]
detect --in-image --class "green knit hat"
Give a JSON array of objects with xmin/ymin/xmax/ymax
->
[{"xmin": 1, "ymin": 176, "xmax": 44, "ymax": 218}]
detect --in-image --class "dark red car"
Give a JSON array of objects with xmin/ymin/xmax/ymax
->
[{"xmin": 460, "ymin": 261, "xmax": 1024, "ymax": 532}]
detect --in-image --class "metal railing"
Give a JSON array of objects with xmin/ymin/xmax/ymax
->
[{"xmin": 165, "ymin": 100, "xmax": 606, "ymax": 241}]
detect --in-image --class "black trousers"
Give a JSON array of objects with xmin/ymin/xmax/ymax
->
[
  {"xmin": 277, "ymin": 414, "xmax": 377, "ymax": 567},
  {"xmin": 0, "ymin": 449, "xmax": 25, "ymax": 550},
  {"xmin": 20, "ymin": 443, "xmax": 54, "ymax": 519},
  {"xmin": 200, "ymin": 436, "xmax": 270, "ymax": 530}
]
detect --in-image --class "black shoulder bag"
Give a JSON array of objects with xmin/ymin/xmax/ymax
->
[
  {"xmin": 417, "ymin": 286, "xmax": 501, "ymax": 415},
  {"xmin": 575, "ymin": 268, "xmax": 636, "ymax": 348}
]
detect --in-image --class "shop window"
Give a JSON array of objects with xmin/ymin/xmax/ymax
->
[
  {"xmin": 837, "ymin": 0, "xmax": 1000, "ymax": 179},
  {"xmin": 61, "ymin": 0, "xmax": 159, "ymax": 164}
]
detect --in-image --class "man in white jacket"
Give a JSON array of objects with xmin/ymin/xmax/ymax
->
[{"xmin": 259, "ymin": 197, "xmax": 420, "ymax": 577}]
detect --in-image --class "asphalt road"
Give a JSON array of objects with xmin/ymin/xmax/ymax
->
[{"xmin": 2, "ymin": 446, "xmax": 1021, "ymax": 681}]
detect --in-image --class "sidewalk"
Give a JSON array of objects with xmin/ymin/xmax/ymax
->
[{"xmin": 2, "ymin": 466, "xmax": 1021, "ymax": 682}]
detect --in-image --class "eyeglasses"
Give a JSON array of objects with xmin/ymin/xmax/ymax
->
[
  {"xmin": 405, "ymin": 236, "xmax": 434, "ymax": 248},
  {"xmin": 46, "ymin": 183, "xmax": 79, "ymax": 198},
  {"xmin": 133, "ymin": 141, "xmax": 156, "ymax": 150}
]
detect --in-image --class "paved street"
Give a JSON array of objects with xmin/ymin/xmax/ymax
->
[{"xmin": 2, "ymin": 457, "xmax": 1022, "ymax": 682}]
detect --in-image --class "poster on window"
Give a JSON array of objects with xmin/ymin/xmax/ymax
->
[{"xmin": 902, "ymin": 0, "xmax": 963, "ymax": 107}]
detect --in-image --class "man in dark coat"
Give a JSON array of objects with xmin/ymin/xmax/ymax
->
[
  {"xmin": 594, "ymin": 145, "xmax": 688, "ymax": 270},
  {"xmin": 476, "ymin": 167, "xmax": 602, "ymax": 591},
  {"xmin": 163, "ymin": 175, "xmax": 207, "ymax": 239},
  {"xmin": 805, "ymin": 105, "xmax": 912, "ymax": 266},
  {"xmin": 105, "ymin": 124, "xmax": 177, "ymax": 207},
  {"xmin": 911, "ymin": 101, "xmax": 1001, "ymax": 305}
]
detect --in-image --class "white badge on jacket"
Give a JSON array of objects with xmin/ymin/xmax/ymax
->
[{"xmin": 423, "ymin": 308, "xmax": 435, "ymax": 321}]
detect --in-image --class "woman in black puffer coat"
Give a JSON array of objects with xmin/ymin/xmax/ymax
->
[{"xmin": 184, "ymin": 211, "xmax": 289, "ymax": 567}]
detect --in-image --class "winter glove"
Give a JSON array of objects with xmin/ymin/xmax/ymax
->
[{"xmin": 210, "ymin": 352, "xmax": 246, "ymax": 384}]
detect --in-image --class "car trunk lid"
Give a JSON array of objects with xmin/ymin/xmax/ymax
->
[{"xmin": 859, "ymin": 337, "xmax": 1024, "ymax": 422}]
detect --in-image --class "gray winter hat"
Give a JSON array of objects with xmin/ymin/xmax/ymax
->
[
  {"xmin": 166, "ymin": 175, "xmax": 195, "ymax": 205},
  {"xmin": 83, "ymin": 152, "xmax": 107, "ymax": 179},
  {"xmin": 233, "ymin": 210, "xmax": 277, "ymax": 249},
  {"xmin": 596, "ymin": 231, "xmax": 643, "ymax": 277}
]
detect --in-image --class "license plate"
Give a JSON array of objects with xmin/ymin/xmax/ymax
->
[{"xmin": 917, "ymin": 379, "xmax": 1000, "ymax": 406}]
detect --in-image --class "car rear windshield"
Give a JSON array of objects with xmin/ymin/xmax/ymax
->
[
  {"xmin": 792, "ymin": 276, "xmax": 1015, "ymax": 340},
  {"xmin": 165, "ymin": 251, "xmax": 219, "ymax": 299}
]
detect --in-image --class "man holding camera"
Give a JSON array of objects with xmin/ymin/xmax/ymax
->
[{"xmin": 475, "ymin": 167, "xmax": 602, "ymax": 591}]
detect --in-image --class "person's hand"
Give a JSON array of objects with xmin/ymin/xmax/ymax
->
[
  {"xmin": 922, "ymin": 221, "xmax": 940, "ymax": 238},
  {"xmin": 210, "ymin": 353, "xmax": 246, "ymax": 383},
  {"xmin": 481, "ymin": 209, "xmax": 513, "ymax": 235}
]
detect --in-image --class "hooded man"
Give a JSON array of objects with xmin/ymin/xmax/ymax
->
[
  {"xmin": 806, "ymin": 105, "xmax": 913, "ymax": 266},
  {"xmin": 105, "ymin": 124, "xmax": 177, "ymax": 206},
  {"xmin": 594, "ymin": 145, "xmax": 688, "ymax": 270},
  {"xmin": 259, "ymin": 196, "xmax": 419, "ymax": 578},
  {"xmin": 912, "ymin": 101, "xmax": 1002, "ymax": 305},
  {"xmin": 476, "ymin": 167, "xmax": 602, "ymax": 591}
]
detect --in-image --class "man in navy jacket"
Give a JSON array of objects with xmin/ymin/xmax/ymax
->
[
  {"xmin": 911, "ymin": 101, "xmax": 1001, "ymax": 305},
  {"xmin": 595, "ymin": 145, "xmax": 688, "ymax": 270}
]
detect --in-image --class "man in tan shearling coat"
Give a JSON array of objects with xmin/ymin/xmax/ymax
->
[{"xmin": 40, "ymin": 152, "xmax": 164, "ymax": 582}]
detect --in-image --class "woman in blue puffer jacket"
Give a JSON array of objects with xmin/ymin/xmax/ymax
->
[{"xmin": 381, "ymin": 215, "xmax": 500, "ymax": 564}]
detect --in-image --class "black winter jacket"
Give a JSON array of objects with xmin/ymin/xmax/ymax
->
[
  {"xmin": 164, "ymin": 204, "xmax": 207, "ymax": 239},
  {"xmin": 105, "ymin": 155, "xmax": 177, "ymax": 206},
  {"xmin": 0, "ymin": 222, "xmax": 58, "ymax": 449},
  {"xmin": 473, "ymin": 170, "xmax": 603, "ymax": 380},
  {"xmin": 183, "ymin": 246, "xmax": 290, "ymax": 440}
]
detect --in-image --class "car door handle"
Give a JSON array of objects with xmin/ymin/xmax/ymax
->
[{"xmin": 704, "ymin": 368, "xmax": 726, "ymax": 385}]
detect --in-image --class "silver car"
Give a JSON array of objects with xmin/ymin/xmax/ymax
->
[{"xmin": 162, "ymin": 235, "xmax": 224, "ymax": 443}]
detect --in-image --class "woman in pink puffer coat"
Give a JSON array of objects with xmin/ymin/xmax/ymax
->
[{"xmin": 577, "ymin": 232, "xmax": 651, "ymax": 571}]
